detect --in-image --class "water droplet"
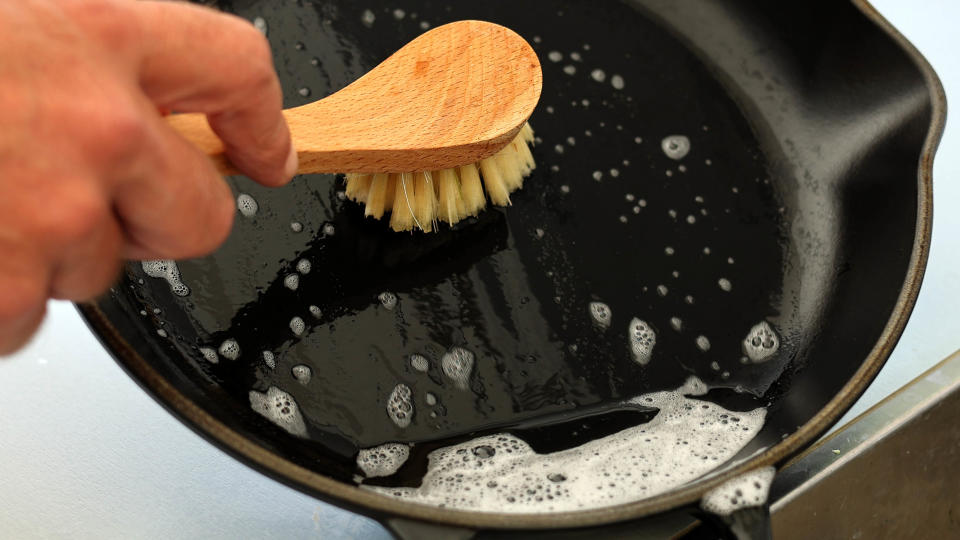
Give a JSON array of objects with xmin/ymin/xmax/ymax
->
[
  {"xmin": 696, "ymin": 336, "xmax": 711, "ymax": 352},
  {"xmin": 592, "ymin": 171, "xmax": 603, "ymax": 181},
  {"xmin": 661, "ymin": 135, "xmax": 691, "ymax": 160},
  {"xmin": 589, "ymin": 302, "xmax": 612, "ymax": 329},
  {"xmin": 290, "ymin": 221, "xmax": 303, "ymax": 232},
  {"xmin": 283, "ymin": 273, "xmax": 300, "ymax": 291},
  {"xmin": 392, "ymin": 8, "xmax": 405, "ymax": 19},
  {"xmin": 252, "ymin": 16, "xmax": 267, "ymax": 34},
  {"xmin": 378, "ymin": 292, "xmax": 398, "ymax": 310},
  {"xmin": 563, "ymin": 65, "xmax": 576, "ymax": 75},
  {"xmin": 628, "ymin": 318, "xmax": 656, "ymax": 365},
  {"xmin": 296, "ymin": 258, "xmax": 312, "ymax": 274},
  {"xmin": 547, "ymin": 51, "xmax": 563, "ymax": 62},
  {"xmin": 361, "ymin": 9, "xmax": 375, "ymax": 27},
  {"xmin": 743, "ymin": 321, "xmax": 779, "ymax": 363},
  {"xmin": 718, "ymin": 278, "xmax": 732, "ymax": 292},
  {"xmin": 292, "ymin": 364, "xmax": 312, "ymax": 385},
  {"xmin": 441, "ymin": 347, "xmax": 475, "ymax": 390},
  {"xmin": 387, "ymin": 383, "xmax": 414, "ymax": 428},
  {"xmin": 670, "ymin": 317, "xmax": 682, "ymax": 332},
  {"xmin": 200, "ymin": 347, "xmax": 218, "ymax": 363},
  {"xmin": 218, "ymin": 339, "xmax": 240, "ymax": 360},
  {"xmin": 308, "ymin": 305, "xmax": 322, "ymax": 318},
  {"xmin": 262, "ymin": 350, "xmax": 276, "ymax": 369},
  {"xmin": 289, "ymin": 316, "xmax": 305, "ymax": 336},
  {"xmin": 237, "ymin": 193, "xmax": 258, "ymax": 217},
  {"xmin": 610, "ymin": 74, "xmax": 625, "ymax": 90},
  {"xmin": 298, "ymin": 87, "xmax": 311, "ymax": 97},
  {"xmin": 590, "ymin": 69, "xmax": 606, "ymax": 82},
  {"xmin": 410, "ymin": 354, "xmax": 429, "ymax": 372}
]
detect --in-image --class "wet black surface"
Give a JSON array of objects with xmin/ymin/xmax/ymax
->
[
  {"xmin": 97, "ymin": 0, "xmax": 929, "ymax": 503},
  {"xmin": 124, "ymin": 0, "xmax": 786, "ymax": 482}
]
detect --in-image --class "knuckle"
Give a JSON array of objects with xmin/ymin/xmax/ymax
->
[
  {"xmin": 0, "ymin": 276, "xmax": 46, "ymax": 328},
  {"xmin": 39, "ymin": 186, "xmax": 109, "ymax": 244},
  {"xmin": 234, "ymin": 24, "xmax": 277, "ymax": 90},
  {"xmin": 66, "ymin": 0, "xmax": 136, "ymax": 48},
  {"xmin": 102, "ymin": 104, "xmax": 149, "ymax": 154}
]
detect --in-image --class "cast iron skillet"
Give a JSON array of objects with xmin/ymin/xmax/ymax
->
[{"xmin": 79, "ymin": 0, "xmax": 944, "ymax": 537}]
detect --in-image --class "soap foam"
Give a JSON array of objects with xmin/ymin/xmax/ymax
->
[
  {"xmin": 357, "ymin": 443, "xmax": 411, "ymax": 477},
  {"xmin": 410, "ymin": 354, "xmax": 429, "ymax": 372},
  {"xmin": 378, "ymin": 292, "xmax": 398, "ymax": 310},
  {"xmin": 387, "ymin": 384, "xmax": 414, "ymax": 428},
  {"xmin": 262, "ymin": 350, "xmax": 276, "ymax": 369},
  {"xmin": 742, "ymin": 321, "xmax": 779, "ymax": 363},
  {"xmin": 249, "ymin": 386, "xmax": 307, "ymax": 437},
  {"xmin": 218, "ymin": 339, "xmax": 240, "ymax": 360},
  {"xmin": 292, "ymin": 364, "xmax": 312, "ymax": 385},
  {"xmin": 290, "ymin": 316, "xmax": 305, "ymax": 337},
  {"xmin": 588, "ymin": 302, "xmax": 612, "ymax": 329},
  {"xmin": 628, "ymin": 318, "xmax": 656, "ymax": 365},
  {"xmin": 661, "ymin": 135, "xmax": 691, "ymax": 160},
  {"xmin": 701, "ymin": 466, "xmax": 775, "ymax": 516},
  {"xmin": 441, "ymin": 347, "xmax": 474, "ymax": 390},
  {"xmin": 141, "ymin": 260, "xmax": 190, "ymax": 297},
  {"xmin": 236, "ymin": 193, "xmax": 258, "ymax": 218},
  {"xmin": 199, "ymin": 347, "xmax": 219, "ymax": 364},
  {"xmin": 367, "ymin": 377, "xmax": 765, "ymax": 513}
]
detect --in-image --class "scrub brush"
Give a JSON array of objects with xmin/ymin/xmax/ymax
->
[{"xmin": 166, "ymin": 20, "xmax": 542, "ymax": 232}]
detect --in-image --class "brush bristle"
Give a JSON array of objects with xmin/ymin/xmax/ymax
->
[{"xmin": 341, "ymin": 122, "xmax": 536, "ymax": 232}]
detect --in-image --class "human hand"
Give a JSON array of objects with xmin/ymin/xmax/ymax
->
[{"xmin": 0, "ymin": 0, "xmax": 296, "ymax": 354}]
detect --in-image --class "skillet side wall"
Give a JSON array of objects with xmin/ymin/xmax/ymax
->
[{"xmin": 637, "ymin": 0, "xmax": 930, "ymax": 451}]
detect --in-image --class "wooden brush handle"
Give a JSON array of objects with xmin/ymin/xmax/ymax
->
[{"xmin": 164, "ymin": 20, "xmax": 541, "ymax": 175}]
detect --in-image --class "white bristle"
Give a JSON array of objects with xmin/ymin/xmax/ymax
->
[
  {"xmin": 413, "ymin": 171, "xmax": 437, "ymax": 232},
  {"xmin": 343, "ymin": 122, "xmax": 536, "ymax": 232},
  {"xmin": 365, "ymin": 173, "xmax": 390, "ymax": 218},
  {"xmin": 390, "ymin": 172, "xmax": 417, "ymax": 231},
  {"xmin": 458, "ymin": 163, "xmax": 485, "ymax": 216},
  {"xmin": 436, "ymin": 169, "xmax": 461, "ymax": 224}
]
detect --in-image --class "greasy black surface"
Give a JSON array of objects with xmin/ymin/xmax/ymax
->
[{"xmin": 91, "ymin": 0, "xmax": 930, "ymax": 519}]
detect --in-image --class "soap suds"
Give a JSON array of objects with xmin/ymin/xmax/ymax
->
[
  {"xmin": 249, "ymin": 386, "xmax": 307, "ymax": 437},
  {"xmin": 366, "ymin": 377, "xmax": 766, "ymax": 513}
]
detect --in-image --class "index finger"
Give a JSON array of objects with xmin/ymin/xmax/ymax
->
[{"xmin": 130, "ymin": 1, "xmax": 296, "ymax": 186}]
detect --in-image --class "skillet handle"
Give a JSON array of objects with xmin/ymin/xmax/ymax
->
[
  {"xmin": 384, "ymin": 517, "xmax": 476, "ymax": 540},
  {"xmin": 692, "ymin": 504, "xmax": 773, "ymax": 540}
]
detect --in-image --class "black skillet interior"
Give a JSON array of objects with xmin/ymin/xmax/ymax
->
[{"xmin": 88, "ymin": 0, "xmax": 931, "ymax": 517}]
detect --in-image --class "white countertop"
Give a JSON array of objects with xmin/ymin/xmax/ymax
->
[{"xmin": 1, "ymin": 2, "xmax": 955, "ymax": 538}]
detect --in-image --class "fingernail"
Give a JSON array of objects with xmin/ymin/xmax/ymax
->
[{"xmin": 283, "ymin": 142, "xmax": 299, "ymax": 182}]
